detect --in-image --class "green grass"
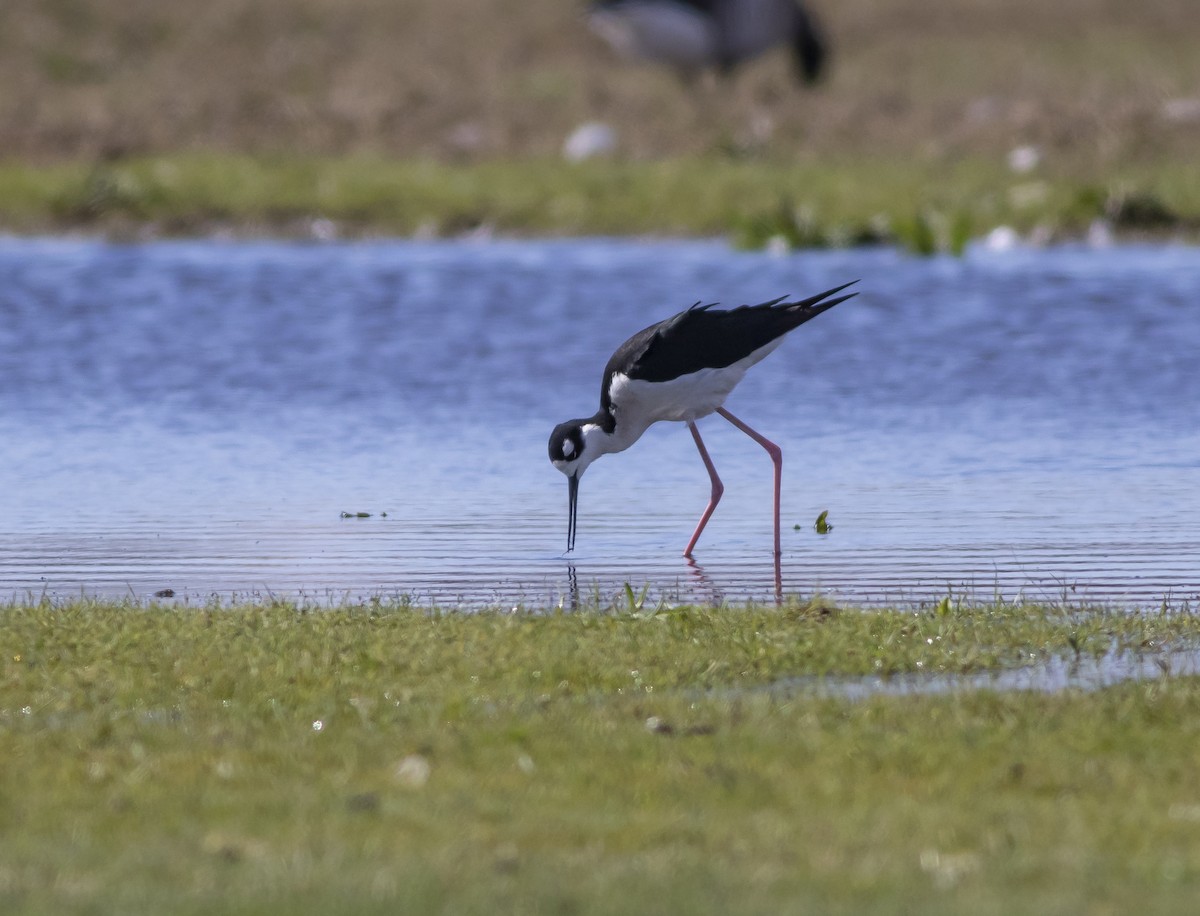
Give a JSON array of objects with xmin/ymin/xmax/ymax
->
[
  {"xmin": 4, "ymin": 599, "xmax": 1200, "ymax": 914},
  {"xmin": 5, "ymin": 0, "xmax": 1200, "ymax": 251},
  {"xmin": 2, "ymin": 153, "xmax": 1199, "ymax": 250}
]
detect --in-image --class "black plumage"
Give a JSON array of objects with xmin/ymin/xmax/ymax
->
[
  {"xmin": 599, "ymin": 281, "xmax": 857, "ymax": 411},
  {"xmin": 588, "ymin": 0, "xmax": 829, "ymax": 86}
]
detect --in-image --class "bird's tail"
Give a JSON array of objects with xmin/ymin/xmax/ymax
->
[{"xmin": 781, "ymin": 280, "xmax": 860, "ymax": 321}]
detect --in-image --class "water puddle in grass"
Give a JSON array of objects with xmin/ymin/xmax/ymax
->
[
  {"xmin": 1, "ymin": 237, "xmax": 1198, "ymax": 608},
  {"xmin": 773, "ymin": 642, "xmax": 1200, "ymax": 700}
]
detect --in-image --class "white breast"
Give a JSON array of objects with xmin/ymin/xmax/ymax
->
[
  {"xmin": 612, "ymin": 367, "xmax": 742, "ymax": 425},
  {"xmin": 609, "ymin": 335, "xmax": 787, "ymax": 428}
]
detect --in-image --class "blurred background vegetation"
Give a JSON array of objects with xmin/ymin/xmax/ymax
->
[{"xmin": 1, "ymin": 0, "xmax": 1198, "ymax": 240}]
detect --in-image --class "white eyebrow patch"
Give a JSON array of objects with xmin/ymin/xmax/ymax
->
[{"xmin": 562, "ymin": 440, "xmax": 575, "ymax": 458}]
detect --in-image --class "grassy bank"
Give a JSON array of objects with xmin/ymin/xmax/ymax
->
[
  {"xmin": 4, "ymin": 599, "xmax": 1200, "ymax": 913},
  {"xmin": 3, "ymin": 0, "xmax": 1200, "ymax": 245},
  {"xmin": 3, "ymin": 152, "xmax": 1199, "ymax": 250},
  {"xmin": 5, "ymin": 0, "xmax": 1199, "ymax": 164}
]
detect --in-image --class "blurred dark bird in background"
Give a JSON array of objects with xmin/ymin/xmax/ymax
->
[{"xmin": 587, "ymin": 0, "xmax": 827, "ymax": 86}]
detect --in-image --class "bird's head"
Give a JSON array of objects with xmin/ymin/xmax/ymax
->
[
  {"xmin": 548, "ymin": 419, "xmax": 590, "ymax": 476},
  {"xmin": 548, "ymin": 419, "xmax": 608, "ymax": 552}
]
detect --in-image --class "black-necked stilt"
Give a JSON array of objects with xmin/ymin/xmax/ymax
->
[
  {"xmin": 548, "ymin": 280, "xmax": 857, "ymax": 556},
  {"xmin": 587, "ymin": 0, "xmax": 828, "ymax": 85}
]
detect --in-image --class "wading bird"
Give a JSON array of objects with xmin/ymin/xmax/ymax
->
[
  {"xmin": 587, "ymin": 0, "xmax": 828, "ymax": 85},
  {"xmin": 548, "ymin": 281, "xmax": 856, "ymax": 556}
]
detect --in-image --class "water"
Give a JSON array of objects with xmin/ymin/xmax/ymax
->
[
  {"xmin": 772, "ymin": 643, "xmax": 1200, "ymax": 702},
  {"xmin": 1, "ymin": 236, "xmax": 1197, "ymax": 608}
]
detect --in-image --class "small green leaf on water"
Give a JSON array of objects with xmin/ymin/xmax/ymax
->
[{"xmin": 814, "ymin": 510, "xmax": 833, "ymax": 534}]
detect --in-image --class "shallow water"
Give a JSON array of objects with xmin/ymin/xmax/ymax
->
[
  {"xmin": 1, "ymin": 236, "xmax": 1197, "ymax": 607},
  {"xmin": 773, "ymin": 642, "xmax": 1200, "ymax": 701}
]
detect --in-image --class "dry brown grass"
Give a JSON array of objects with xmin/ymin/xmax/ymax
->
[{"xmin": 3, "ymin": 0, "xmax": 1199, "ymax": 169}]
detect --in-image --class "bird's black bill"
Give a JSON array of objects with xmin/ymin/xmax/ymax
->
[{"xmin": 567, "ymin": 473, "xmax": 579, "ymax": 553}]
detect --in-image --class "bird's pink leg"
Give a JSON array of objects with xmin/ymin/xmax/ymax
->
[
  {"xmin": 717, "ymin": 408, "xmax": 783, "ymax": 558},
  {"xmin": 684, "ymin": 420, "xmax": 724, "ymax": 557}
]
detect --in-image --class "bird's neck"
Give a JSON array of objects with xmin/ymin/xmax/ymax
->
[{"xmin": 581, "ymin": 407, "xmax": 646, "ymax": 459}]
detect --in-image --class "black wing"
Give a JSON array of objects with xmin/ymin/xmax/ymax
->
[{"xmin": 599, "ymin": 280, "xmax": 857, "ymax": 411}]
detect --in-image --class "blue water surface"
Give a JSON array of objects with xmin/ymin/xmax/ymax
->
[{"xmin": 1, "ymin": 236, "xmax": 1197, "ymax": 606}]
